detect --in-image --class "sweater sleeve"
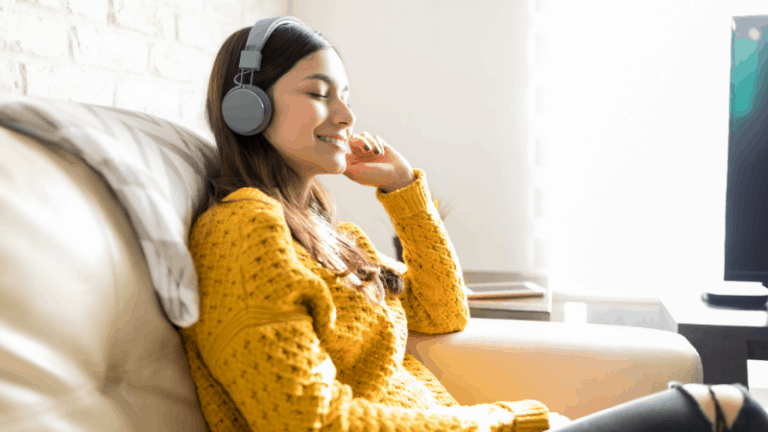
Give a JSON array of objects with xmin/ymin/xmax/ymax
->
[
  {"xmin": 195, "ymin": 197, "xmax": 550, "ymax": 432},
  {"xmin": 375, "ymin": 168, "xmax": 470, "ymax": 335}
]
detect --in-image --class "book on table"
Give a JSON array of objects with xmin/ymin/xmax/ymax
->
[{"xmin": 462, "ymin": 281, "xmax": 546, "ymax": 300}]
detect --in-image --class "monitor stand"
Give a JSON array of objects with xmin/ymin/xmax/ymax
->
[{"xmin": 701, "ymin": 281, "xmax": 768, "ymax": 309}]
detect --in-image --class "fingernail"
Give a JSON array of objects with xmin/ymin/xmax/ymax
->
[
  {"xmin": 364, "ymin": 144, "xmax": 371, "ymax": 151},
  {"xmin": 373, "ymin": 148, "xmax": 380, "ymax": 155}
]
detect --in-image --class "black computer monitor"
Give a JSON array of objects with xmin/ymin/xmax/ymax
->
[{"xmin": 713, "ymin": 15, "xmax": 768, "ymax": 308}]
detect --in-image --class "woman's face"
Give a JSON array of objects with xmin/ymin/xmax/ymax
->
[{"xmin": 263, "ymin": 48, "xmax": 355, "ymax": 180}]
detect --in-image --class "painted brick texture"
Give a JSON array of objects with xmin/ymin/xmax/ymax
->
[{"xmin": 0, "ymin": 0, "xmax": 289, "ymax": 134}]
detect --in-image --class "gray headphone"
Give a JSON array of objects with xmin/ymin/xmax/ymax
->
[{"xmin": 221, "ymin": 16, "xmax": 310, "ymax": 136}]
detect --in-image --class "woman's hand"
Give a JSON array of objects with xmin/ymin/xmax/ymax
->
[{"xmin": 343, "ymin": 132, "xmax": 416, "ymax": 193}]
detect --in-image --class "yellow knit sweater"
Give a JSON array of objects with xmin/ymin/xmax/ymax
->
[{"xmin": 178, "ymin": 168, "xmax": 551, "ymax": 432}]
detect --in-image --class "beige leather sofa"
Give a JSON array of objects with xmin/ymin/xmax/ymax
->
[{"xmin": 0, "ymin": 95, "xmax": 703, "ymax": 431}]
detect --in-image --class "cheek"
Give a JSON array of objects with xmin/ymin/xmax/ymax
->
[{"xmin": 274, "ymin": 101, "xmax": 320, "ymax": 141}]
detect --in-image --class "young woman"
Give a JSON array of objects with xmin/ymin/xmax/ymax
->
[{"xmin": 178, "ymin": 16, "xmax": 768, "ymax": 432}]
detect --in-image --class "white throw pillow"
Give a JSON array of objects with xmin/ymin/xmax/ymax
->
[{"xmin": 0, "ymin": 94, "xmax": 219, "ymax": 328}]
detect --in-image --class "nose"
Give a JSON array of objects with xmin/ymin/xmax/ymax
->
[{"xmin": 333, "ymin": 98, "xmax": 354, "ymax": 127}]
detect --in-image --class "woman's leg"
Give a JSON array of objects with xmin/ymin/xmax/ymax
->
[
  {"xmin": 547, "ymin": 381, "xmax": 768, "ymax": 432},
  {"xmin": 678, "ymin": 383, "xmax": 744, "ymax": 431}
]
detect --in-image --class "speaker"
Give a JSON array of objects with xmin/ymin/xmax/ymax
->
[{"xmin": 221, "ymin": 16, "xmax": 309, "ymax": 136}]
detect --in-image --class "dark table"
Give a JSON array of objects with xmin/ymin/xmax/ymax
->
[
  {"xmin": 659, "ymin": 291, "xmax": 768, "ymax": 388},
  {"xmin": 463, "ymin": 271, "xmax": 552, "ymax": 321}
]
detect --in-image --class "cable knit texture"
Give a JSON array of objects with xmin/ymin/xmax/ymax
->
[{"xmin": 177, "ymin": 168, "xmax": 551, "ymax": 432}]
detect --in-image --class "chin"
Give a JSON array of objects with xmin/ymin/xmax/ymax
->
[
  {"xmin": 330, "ymin": 163, "xmax": 347, "ymax": 175},
  {"xmin": 329, "ymin": 157, "xmax": 347, "ymax": 175}
]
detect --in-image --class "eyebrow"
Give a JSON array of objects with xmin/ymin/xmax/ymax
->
[{"xmin": 302, "ymin": 73, "xmax": 350, "ymax": 92}]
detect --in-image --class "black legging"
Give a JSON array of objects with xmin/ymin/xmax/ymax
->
[{"xmin": 547, "ymin": 381, "xmax": 768, "ymax": 432}]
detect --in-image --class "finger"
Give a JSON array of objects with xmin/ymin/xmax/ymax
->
[
  {"xmin": 346, "ymin": 144, "xmax": 376, "ymax": 164},
  {"xmin": 346, "ymin": 152, "xmax": 379, "ymax": 166},
  {"xmin": 371, "ymin": 133, "xmax": 387, "ymax": 156},
  {"xmin": 354, "ymin": 132, "xmax": 372, "ymax": 153},
  {"xmin": 362, "ymin": 132, "xmax": 383, "ymax": 155},
  {"xmin": 346, "ymin": 152, "xmax": 375, "ymax": 165},
  {"xmin": 349, "ymin": 133, "xmax": 373, "ymax": 154}
]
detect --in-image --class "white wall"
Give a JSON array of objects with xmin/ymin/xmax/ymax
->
[
  {"xmin": 294, "ymin": 0, "xmax": 537, "ymax": 273},
  {"xmin": 1, "ymin": 0, "xmax": 540, "ymax": 277},
  {"xmin": 0, "ymin": 0, "xmax": 288, "ymax": 138},
  {"xmin": 533, "ymin": 0, "xmax": 768, "ymax": 298}
]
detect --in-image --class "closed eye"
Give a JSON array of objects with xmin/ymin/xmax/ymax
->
[{"xmin": 310, "ymin": 94, "xmax": 352, "ymax": 108}]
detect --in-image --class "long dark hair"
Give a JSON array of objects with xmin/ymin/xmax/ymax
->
[{"xmin": 192, "ymin": 22, "xmax": 404, "ymax": 307}]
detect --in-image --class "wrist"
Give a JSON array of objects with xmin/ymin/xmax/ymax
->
[
  {"xmin": 380, "ymin": 171, "xmax": 416, "ymax": 193},
  {"xmin": 380, "ymin": 185, "xmax": 404, "ymax": 194}
]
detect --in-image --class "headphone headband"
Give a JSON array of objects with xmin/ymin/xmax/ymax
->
[{"xmin": 239, "ymin": 16, "xmax": 308, "ymax": 70}]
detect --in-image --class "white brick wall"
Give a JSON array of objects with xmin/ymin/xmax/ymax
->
[{"xmin": 0, "ymin": 0, "xmax": 290, "ymax": 135}]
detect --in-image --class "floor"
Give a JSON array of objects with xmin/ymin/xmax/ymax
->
[{"xmin": 550, "ymin": 296, "xmax": 768, "ymax": 409}]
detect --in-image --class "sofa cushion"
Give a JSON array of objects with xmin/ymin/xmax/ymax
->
[
  {"xmin": 0, "ymin": 125, "xmax": 211, "ymax": 431},
  {"xmin": 0, "ymin": 94, "xmax": 218, "ymax": 328}
]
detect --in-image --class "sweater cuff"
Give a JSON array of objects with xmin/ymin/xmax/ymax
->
[
  {"xmin": 375, "ymin": 168, "xmax": 432, "ymax": 220},
  {"xmin": 492, "ymin": 400, "xmax": 551, "ymax": 432}
]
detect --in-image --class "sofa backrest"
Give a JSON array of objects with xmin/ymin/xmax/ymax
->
[{"xmin": 0, "ymin": 97, "xmax": 215, "ymax": 431}]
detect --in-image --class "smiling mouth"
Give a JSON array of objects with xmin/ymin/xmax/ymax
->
[{"xmin": 316, "ymin": 135, "xmax": 350, "ymax": 152}]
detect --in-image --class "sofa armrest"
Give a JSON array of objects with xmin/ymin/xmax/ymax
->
[{"xmin": 406, "ymin": 317, "xmax": 703, "ymax": 420}]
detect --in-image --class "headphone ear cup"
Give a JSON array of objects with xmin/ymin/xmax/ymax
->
[{"xmin": 221, "ymin": 84, "xmax": 272, "ymax": 136}]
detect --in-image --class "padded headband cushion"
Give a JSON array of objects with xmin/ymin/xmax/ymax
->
[{"xmin": 239, "ymin": 16, "xmax": 308, "ymax": 70}]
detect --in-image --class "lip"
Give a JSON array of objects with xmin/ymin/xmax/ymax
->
[
  {"xmin": 316, "ymin": 135, "xmax": 349, "ymax": 152},
  {"xmin": 317, "ymin": 133, "xmax": 347, "ymax": 140}
]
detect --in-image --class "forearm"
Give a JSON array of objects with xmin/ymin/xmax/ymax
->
[
  {"xmin": 396, "ymin": 214, "xmax": 468, "ymax": 334},
  {"xmin": 375, "ymin": 168, "xmax": 469, "ymax": 334}
]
